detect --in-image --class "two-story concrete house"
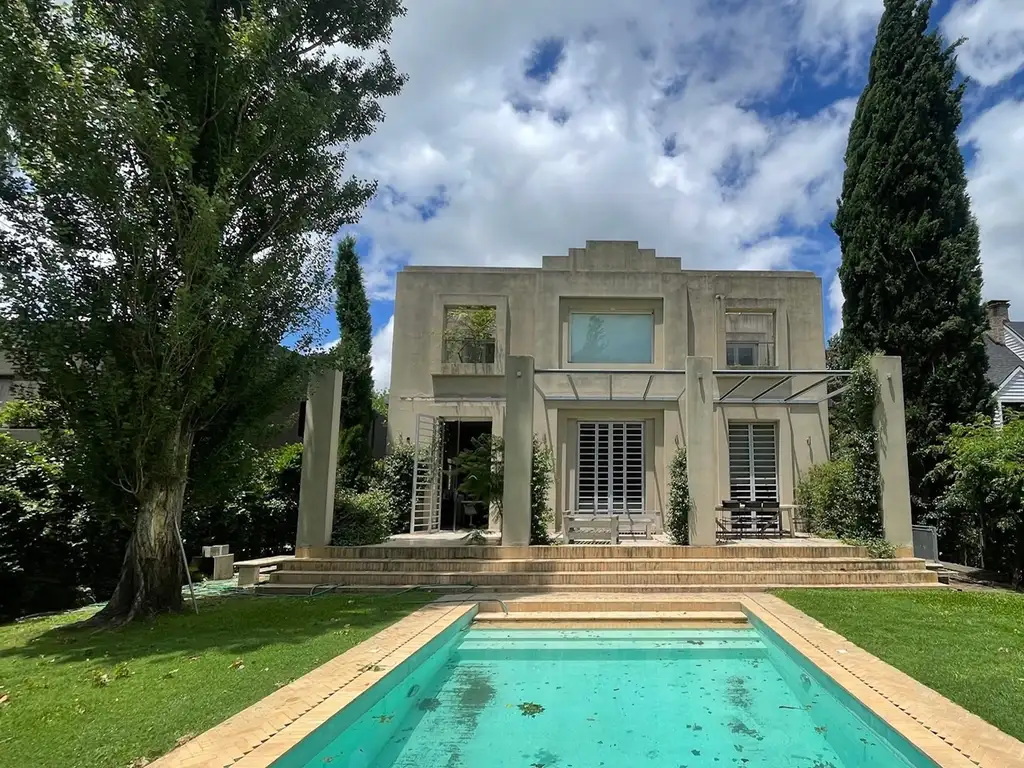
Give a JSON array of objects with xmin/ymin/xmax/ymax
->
[{"xmin": 388, "ymin": 240, "xmax": 838, "ymax": 537}]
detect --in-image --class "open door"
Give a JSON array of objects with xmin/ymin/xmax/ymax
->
[{"xmin": 410, "ymin": 414, "xmax": 443, "ymax": 533}]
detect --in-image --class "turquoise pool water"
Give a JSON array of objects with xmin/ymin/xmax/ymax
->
[{"xmin": 274, "ymin": 616, "xmax": 938, "ymax": 768}]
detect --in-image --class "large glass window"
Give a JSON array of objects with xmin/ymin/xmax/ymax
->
[{"xmin": 569, "ymin": 312, "xmax": 654, "ymax": 364}]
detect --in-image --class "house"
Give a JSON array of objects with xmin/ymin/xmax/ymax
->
[
  {"xmin": 387, "ymin": 240, "xmax": 840, "ymax": 537},
  {"xmin": 984, "ymin": 299, "xmax": 1024, "ymax": 427}
]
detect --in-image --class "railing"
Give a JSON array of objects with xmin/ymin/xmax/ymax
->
[
  {"xmin": 725, "ymin": 340, "xmax": 776, "ymax": 368},
  {"xmin": 442, "ymin": 338, "xmax": 496, "ymax": 364}
]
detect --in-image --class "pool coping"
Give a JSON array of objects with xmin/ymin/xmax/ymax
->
[
  {"xmin": 148, "ymin": 600, "xmax": 478, "ymax": 768},
  {"xmin": 148, "ymin": 593, "xmax": 1024, "ymax": 768},
  {"xmin": 742, "ymin": 594, "xmax": 1024, "ymax": 768}
]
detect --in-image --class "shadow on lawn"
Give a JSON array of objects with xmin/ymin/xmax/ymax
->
[{"xmin": 0, "ymin": 593, "xmax": 432, "ymax": 666}]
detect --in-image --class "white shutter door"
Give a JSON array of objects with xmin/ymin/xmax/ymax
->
[
  {"xmin": 577, "ymin": 422, "xmax": 644, "ymax": 512},
  {"xmin": 727, "ymin": 422, "xmax": 778, "ymax": 502}
]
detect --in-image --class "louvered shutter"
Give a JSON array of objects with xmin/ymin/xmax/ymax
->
[
  {"xmin": 727, "ymin": 422, "xmax": 778, "ymax": 502},
  {"xmin": 576, "ymin": 422, "xmax": 645, "ymax": 512}
]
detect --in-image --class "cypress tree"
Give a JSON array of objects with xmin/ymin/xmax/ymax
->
[
  {"xmin": 833, "ymin": 0, "xmax": 992, "ymax": 518},
  {"xmin": 335, "ymin": 235, "xmax": 375, "ymax": 489}
]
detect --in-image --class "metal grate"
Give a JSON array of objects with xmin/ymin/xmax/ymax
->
[
  {"xmin": 727, "ymin": 422, "xmax": 778, "ymax": 502},
  {"xmin": 410, "ymin": 414, "xmax": 443, "ymax": 533},
  {"xmin": 576, "ymin": 421, "xmax": 645, "ymax": 513}
]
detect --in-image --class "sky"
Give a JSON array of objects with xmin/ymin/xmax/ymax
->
[{"xmin": 318, "ymin": 0, "xmax": 1024, "ymax": 391}]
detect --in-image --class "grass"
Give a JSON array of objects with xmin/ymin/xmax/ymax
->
[
  {"xmin": 0, "ymin": 592, "xmax": 431, "ymax": 768},
  {"xmin": 775, "ymin": 589, "xmax": 1024, "ymax": 742}
]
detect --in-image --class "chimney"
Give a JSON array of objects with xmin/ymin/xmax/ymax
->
[{"xmin": 986, "ymin": 300, "xmax": 1010, "ymax": 345}]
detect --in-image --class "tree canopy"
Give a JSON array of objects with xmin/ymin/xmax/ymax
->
[
  {"xmin": 832, "ymin": 0, "xmax": 991, "ymax": 517},
  {"xmin": 334, "ymin": 235, "xmax": 375, "ymax": 489},
  {"xmin": 0, "ymin": 0, "xmax": 406, "ymax": 620}
]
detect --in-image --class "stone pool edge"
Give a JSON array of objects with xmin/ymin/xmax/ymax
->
[
  {"xmin": 149, "ymin": 593, "xmax": 1024, "ymax": 768},
  {"xmin": 149, "ymin": 600, "xmax": 478, "ymax": 768},
  {"xmin": 742, "ymin": 594, "xmax": 1024, "ymax": 768}
]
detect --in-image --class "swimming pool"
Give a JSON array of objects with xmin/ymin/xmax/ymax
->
[{"xmin": 272, "ymin": 613, "xmax": 938, "ymax": 768}]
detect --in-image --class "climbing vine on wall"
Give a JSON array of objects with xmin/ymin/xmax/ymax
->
[{"xmin": 797, "ymin": 355, "xmax": 883, "ymax": 544}]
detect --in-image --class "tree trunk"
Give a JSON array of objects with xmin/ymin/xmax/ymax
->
[{"xmin": 93, "ymin": 463, "xmax": 191, "ymax": 623}]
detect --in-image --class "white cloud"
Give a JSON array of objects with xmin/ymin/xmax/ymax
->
[
  {"xmin": 339, "ymin": 0, "xmax": 1023, "ymax": 386},
  {"xmin": 370, "ymin": 315, "xmax": 394, "ymax": 391},
  {"xmin": 344, "ymin": 1, "xmax": 877, "ymax": 306},
  {"xmin": 963, "ymin": 99, "xmax": 1024, "ymax": 309},
  {"xmin": 942, "ymin": 0, "xmax": 1024, "ymax": 87}
]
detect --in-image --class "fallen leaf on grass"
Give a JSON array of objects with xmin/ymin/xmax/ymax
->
[
  {"xmin": 0, "ymin": 694, "xmax": 9, "ymax": 705},
  {"xmin": 163, "ymin": 669, "xmax": 179, "ymax": 679},
  {"xmin": 230, "ymin": 658, "xmax": 245, "ymax": 670},
  {"xmin": 174, "ymin": 733, "xmax": 195, "ymax": 747}
]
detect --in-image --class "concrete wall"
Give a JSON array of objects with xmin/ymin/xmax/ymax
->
[{"xmin": 388, "ymin": 240, "xmax": 829, "ymax": 529}]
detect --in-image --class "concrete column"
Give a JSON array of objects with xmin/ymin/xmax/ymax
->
[
  {"xmin": 685, "ymin": 356, "xmax": 717, "ymax": 545},
  {"xmin": 870, "ymin": 356, "xmax": 914, "ymax": 554},
  {"xmin": 502, "ymin": 356, "xmax": 534, "ymax": 546},
  {"xmin": 295, "ymin": 369, "xmax": 343, "ymax": 549}
]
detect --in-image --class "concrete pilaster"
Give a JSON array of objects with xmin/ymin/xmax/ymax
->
[
  {"xmin": 685, "ymin": 356, "xmax": 717, "ymax": 545},
  {"xmin": 502, "ymin": 356, "xmax": 534, "ymax": 546},
  {"xmin": 870, "ymin": 356, "xmax": 914, "ymax": 553},
  {"xmin": 295, "ymin": 369, "xmax": 343, "ymax": 548}
]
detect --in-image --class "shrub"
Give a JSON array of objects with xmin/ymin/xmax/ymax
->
[
  {"xmin": 934, "ymin": 417, "xmax": 1024, "ymax": 584},
  {"xmin": 181, "ymin": 442, "xmax": 302, "ymax": 561},
  {"xmin": 796, "ymin": 355, "xmax": 882, "ymax": 543},
  {"xmin": 0, "ymin": 433, "xmax": 127, "ymax": 620},
  {"xmin": 373, "ymin": 440, "xmax": 416, "ymax": 534},
  {"xmin": 331, "ymin": 485, "xmax": 396, "ymax": 546},
  {"xmin": 666, "ymin": 444, "xmax": 690, "ymax": 544}
]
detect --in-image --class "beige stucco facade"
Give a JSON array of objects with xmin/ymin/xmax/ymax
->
[{"xmin": 388, "ymin": 240, "xmax": 836, "ymax": 537}]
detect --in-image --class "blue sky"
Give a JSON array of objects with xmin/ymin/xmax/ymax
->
[{"xmin": 318, "ymin": 0, "xmax": 1024, "ymax": 389}]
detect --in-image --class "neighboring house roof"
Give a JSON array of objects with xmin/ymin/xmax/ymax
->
[
  {"xmin": 985, "ymin": 338, "xmax": 1023, "ymax": 388},
  {"xmin": 1008, "ymin": 321, "xmax": 1024, "ymax": 340}
]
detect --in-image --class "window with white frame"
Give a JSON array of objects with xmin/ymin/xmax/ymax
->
[
  {"xmin": 727, "ymin": 422, "xmax": 779, "ymax": 502},
  {"xmin": 576, "ymin": 421, "xmax": 645, "ymax": 512}
]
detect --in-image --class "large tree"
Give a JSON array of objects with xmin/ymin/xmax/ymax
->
[
  {"xmin": 833, "ymin": 0, "xmax": 991, "ymax": 518},
  {"xmin": 334, "ymin": 234, "xmax": 374, "ymax": 489},
  {"xmin": 0, "ymin": 1, "xmax": 405, "ymax": 621}
]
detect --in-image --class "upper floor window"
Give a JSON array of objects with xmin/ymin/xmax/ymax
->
[
  {"xmin": 443, "ymin": 306, "xmax": 497, "ymax": 364},
  {"xmin": 569, "ymin": 312, "xmax": 654, "ymax": 364},
  {"xmin": 725, "ymin": 311, "xmax": 775, "ymax": 368}
]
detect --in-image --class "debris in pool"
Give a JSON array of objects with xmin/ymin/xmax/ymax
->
[
  {"xmin": 691, "ymin": 749, "xmax": 701, "ymax": 756},
  {"xmin": 815, "ymin": 725, "xmax": 828, "ymax": 736},
  {"xmin": 727, "ymin": 720, "xmax": 763, "ymax": 740},
  {"xmin": 685, "ymin": 723, "xmax": 703, "ymax": 731},
  {"xmin": 417, "ymin": 697, "xmax": 440, "ymax": 712},
  {"xmin": 686, "ymin": 639, "xmax": 705, "ymax": 645},
  {"xmin": 376, "ymin": 714, "xmax": 393, "ymax": 724},
  {"xmin": 407, "ymin": 684, "xmax": 420, "ymax": 698},
  {"xmin": 778, "ymin": 705, "xmax": 802, "ymax": 710},
  {"xmin": 519, "ymin": 702, "xmax": 544, "ymax": 717}
]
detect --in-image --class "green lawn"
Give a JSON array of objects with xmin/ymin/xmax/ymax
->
[
  {"xmin": 0, "ymin": 593, "xmax": 431, "ymax": 768},
  {"xmin": 775, "ymin": 589, "xmax": 1024, "ymax": 742}
]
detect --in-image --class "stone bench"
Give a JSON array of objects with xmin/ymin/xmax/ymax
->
[{"xmin": 234, "ymin": 555, "xmax": 294, "ymax": 586}]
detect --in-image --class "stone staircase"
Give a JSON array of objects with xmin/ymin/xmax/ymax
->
[{"xmin": 254, "ymin": 544, "xmax": 940, "ymax": 594}]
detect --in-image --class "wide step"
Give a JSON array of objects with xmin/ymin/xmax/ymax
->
[
  {"xmin": 472, "ymin": 610, "xmax": 749, "ymax": 627},
  {"xmin": 269, "ymin": 569, "xmax": 939, "ymax": 586},
  {"xmin": 277, "ymin": 557, "xmax": 927, "ymax": 573}
]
